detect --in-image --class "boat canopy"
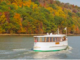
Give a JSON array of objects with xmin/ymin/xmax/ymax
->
[{"xmin": 34, "ymin": 34, "xmax": 66, "ymax": 38}]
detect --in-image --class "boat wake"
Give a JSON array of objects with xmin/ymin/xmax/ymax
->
[
  {"xmin": 0, "ymin": 46, "xmax": 72, "ymax": 59},
  {"xmin": 33, "ymin": 46, "xmax": 72, "ymax": 59}
]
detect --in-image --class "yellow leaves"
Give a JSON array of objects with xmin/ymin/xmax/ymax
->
[
  {"xmin": 57, "ymin": 7, "xmax": 65, "ymax": 17},
  {"xmin": 1, "ymin": 13, "xmax": 5, "ymax": 18},
  {"xmin": 72, "ymin": 25, "xmax": 75, "ymax": 29},
  {"xmin": 55, "ymin": 11, "xmax": 59, "ymax": 16},
  {"xmin": 0, "ymin": 27, "xmax": 5, "ymax": 33},
  {"xmin": 45, "ymin": 5, "xmax": 66, "ymax": 18},
  {"xmin": 58, "ymin": 7, "xmax": 62, "ymax": 11},
  {"xmin": 0, "ymin": 13, "xmax": 6, "ymax": 33},
  {"xmin": 46, "ymin": 7, "xmax": 54, "ymax": 13},
  {"xmin": 14, "ymin": 13, "xmax": 22, "ymax": 26},
  {"xmin": 53, "ymin": 7, "xmax": 66, "ymax": 18},
  {"xmin": 14, "ymin": 13, "xmax": 23, "ymax": 31},
  {"xmin": 31, "ymin": 2, "xmax": 38, "ymax": 9},
  {"xmin": 12, "ymin": 3, "xmax": 18, "ymax": 10},
  {"xmin": 59, "ymin": 11, "xmax": 66, "ymax": 18},
  {"xmin": 0, "ymin": 13, "xmax": 6, "ymax": 23}
]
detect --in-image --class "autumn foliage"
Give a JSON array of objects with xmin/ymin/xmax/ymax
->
[{"xmin": 0, "ymin": 0, "xmax": 80, "ymax": 34}]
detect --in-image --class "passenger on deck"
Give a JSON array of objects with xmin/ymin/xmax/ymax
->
[{"xmin": 34, "ymin": 37, "xmax": 38, "ymax": 42}]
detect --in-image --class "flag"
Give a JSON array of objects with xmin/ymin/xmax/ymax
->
[{"xmin": 64, "ymin": 27, "xmax": 67, "ymax": 30}]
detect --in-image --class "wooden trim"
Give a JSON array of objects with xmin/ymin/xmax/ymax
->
[
  {"xmin": 44, "ymin": 37, "xmax": 46, "ymax": 42},
  {"xmin": 49, "ymin": 37, "xmax": 50, "ymax": 42},
  {"xmin": 52, "ymin": 37, "xmax": 53, "ymax": 42},
  {"xmin": 40, "ymin": 37, "xmax": 42, "ymax": 42}
]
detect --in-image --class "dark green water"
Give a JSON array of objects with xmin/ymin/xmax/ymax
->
[{"xmin": 0, "ymin": 35, "xmax": 80, "ymax": 59}]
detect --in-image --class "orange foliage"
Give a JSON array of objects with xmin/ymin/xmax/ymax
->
[
  {"xmin": 76, "ymin": 26, "xmax": 80, "ymax": 34},
  {"xmin": 14, "ymin": 13, "xmax": 21, "ymax": 20},
  {"xmin": 23, "ymin": 0, "xmax": 31, "ymax": 7},
  {"xmin": 14, "ymin": 13, "xmax": 22, "ymax": 29}
]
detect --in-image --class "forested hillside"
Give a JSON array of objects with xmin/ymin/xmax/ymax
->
[{"xmin": 0, "ymin": 0, "xmax": 80, "ymax": 34}]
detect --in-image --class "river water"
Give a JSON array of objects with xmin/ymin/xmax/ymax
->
[{"xmin": 0, "ymin": 35, "xmax": 80, "ymax": 59}]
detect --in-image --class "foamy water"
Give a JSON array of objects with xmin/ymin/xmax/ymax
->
[{"xmin": 33, "ymin": 46, "xmax": 72, "ymax": 59}]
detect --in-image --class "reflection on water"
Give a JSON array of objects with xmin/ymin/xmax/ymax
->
[{"xmin": 0, "ymin": 36, "xmax": 80, "ymax": 59}]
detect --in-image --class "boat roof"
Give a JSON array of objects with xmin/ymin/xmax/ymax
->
[{"xmin": 34, "ymin": 34, "xmax": 66, "ymax": 37}]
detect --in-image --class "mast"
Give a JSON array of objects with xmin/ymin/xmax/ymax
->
[
  {"xmin": 66, "ymin": 27, "xmax": 67, "ymax": 36},
  {"xmin": 64, "ymin": 27, "xmax": 67, "ymax": 36}
]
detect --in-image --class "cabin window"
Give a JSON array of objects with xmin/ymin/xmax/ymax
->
[
  {"xmin": 53, "ymin": 37, "xmax": 55, "ymax": 42},
  {"xmin": 44, "ymin": 37, "xmax": 61, "ymax": 42},
  {"xmin": 42, "ymin": 37, "xmax": 44, "ymax": 42},
  {"xmin": 47, "ymin": 37, "xmax": 51, "ymax": 42},
  {"xmin": 50, "ymin": 37, "xmax": 53, "ymax": 42},
  {"xmin": 59, "ymin": 37, "xmax": 61, "ymax": 42},
  {"xmin": 57, "ymin": 38, "xmax": 59, "ymax": 42},
  {"xmin": 39, "ymin": 37, "xmax": 45, "ymax": 42},
  {"xmin": 55, "ymin": 37, "xmax": 57, "ymax": 42},
  {"xmin": 46, "ymin": 37, "xmax": 49, "ymax": 42},
  {"xmin": 38, "ymin": 37, "xmax": 40, "ymax": 42},
  {"xmin": 34, "ymin": 37, "xmax": 62, "ymax": 42},
  {"xmin": 55, "ymin": 37, "xmax": 61, "ymax": 42},
  {"xmin": 38, "ymin": 37, "xmax": 46, "ymax": 42}
]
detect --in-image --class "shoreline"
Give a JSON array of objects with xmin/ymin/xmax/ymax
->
[
  {"xmin": 0, "ymin": 34, "xmax": 46, "ymax": 36},
  {"xmin": 0, "ymin": 34, "xmax": 80, "ymax": 36}
]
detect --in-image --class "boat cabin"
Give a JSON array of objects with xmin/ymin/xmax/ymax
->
[{"xmin": 34, "ymin": 34, "xmax": 67, "ymax": 42}]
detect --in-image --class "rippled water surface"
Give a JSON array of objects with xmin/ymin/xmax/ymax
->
[{"xmin": 0, "ymin": 35, "xmax": 80, "ymax": 59}]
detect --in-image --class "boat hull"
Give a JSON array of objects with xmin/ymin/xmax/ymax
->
[
  {"xmin": 34, "ymin": 46, "xmax": 68, "ymax": 52},
  {"xmin": 33, "ymin": 41, "xmax": 68, "ymax": 52}
]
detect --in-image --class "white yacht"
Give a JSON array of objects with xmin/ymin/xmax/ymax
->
[{"xmin": 33, "ymin": 33, "xmax": 68, "ymax": 52}]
